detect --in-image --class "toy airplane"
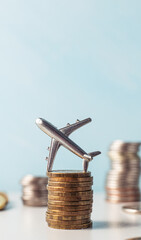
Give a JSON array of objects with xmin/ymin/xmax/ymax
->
[{"xmin": 36, "ymin": 117, "xmax": 101, "ymax": 172}]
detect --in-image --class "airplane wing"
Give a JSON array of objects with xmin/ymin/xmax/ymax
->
[
  {"xmin": 47, "ymin": 118, "xmax": 92, "ymax": 171},
  {"xmin": 60, "ymin": 118, "xmax": 92, "ymax": 136}
]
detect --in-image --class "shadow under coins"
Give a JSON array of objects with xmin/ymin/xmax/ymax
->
[
  {"xmin": 93, "ymin": 221, "xmax": 141, "ymax": 229},
  {"xmin": 3, "ymin": 201, "xmax": 15, "ymax": 211}
]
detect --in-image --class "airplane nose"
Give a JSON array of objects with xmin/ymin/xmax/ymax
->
[{"xmin": 35, "ymin": 118, "xmax": 43, "ymax": 126}]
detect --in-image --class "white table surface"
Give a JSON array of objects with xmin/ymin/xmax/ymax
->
[{"xmin": 1, "ymin": 193, "xmax": 141, "ymax": 240}]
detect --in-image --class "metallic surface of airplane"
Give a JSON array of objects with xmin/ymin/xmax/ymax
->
[{"xmin": 36, "ymin": 117, "xmax": 101, "ymax": 172}]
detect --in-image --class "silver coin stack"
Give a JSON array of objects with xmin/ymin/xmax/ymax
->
[
  {"xmin": 105, "ymin": 140, "xmax": 141, "ymax": 203},
  {"xmin": 21, "ymin": 175, "xmax": 48, "ymax": 206}
]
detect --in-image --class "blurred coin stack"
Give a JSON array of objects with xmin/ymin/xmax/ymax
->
[
  {"xmin": 46, "ymin": 170, "xmax": 93, "ymax": 229},
  {"xmin": 21, "ymin": 175, "xmax": 48, "ymax": 206},
  {"xmin": 105, "ymin": 141, "xmax": 141, "ymax": 203}
]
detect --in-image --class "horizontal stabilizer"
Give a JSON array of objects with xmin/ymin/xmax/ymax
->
[
  {"xmin": 89, "ymin": 151, "xmax": 101, "ymax": 158},
  {"xmin": 83, "ymin": 151, "xmax": 101, "ymax": 162}
]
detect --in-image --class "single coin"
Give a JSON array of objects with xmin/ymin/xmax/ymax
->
[
  {"xmin": 47, "ymin": 186, "xmax": 92, "ymax": 192},
  {"xmin": 47, "ymin": 170, "xmax": 91, "ymax": 178},
  {"xmin": 0, "ymin": 195, "xmax": 7, "ymax": 210},
  {"xmin": 47, "ymin": 208, "xmax": 92, "ymax": 216},
  {"xmin": 23, "ymin": 185, "xmax": 47, "ymax": 191},
  {"xmin": 106, "ymin": 188, "xmax": 140, "ymax": 193},
  {"xmin": 48, "ymin": 190, "xmax": 93, "ymax": 197},
  {"xmin": 22, "ymin": 188, "xmax": 48, "ymax": 193},
  {"xmin": 106, "ymin": 192, "xmax": 140, "ymax": 197},
  {"xmin": 46, "ymin": 212, "xmax": 91, "ymax": 220},
  {"xmin": 48, "ymin": 199, "xmax": 93, "ymax": 206},
  {"xmin": 106, "ymin": 194, "xmax": 140, "ymax": 199},
  {"xmin": 106, "ymin": 198, "xmax": 140, "ymax": 203},
  {"xmin": 122, "ymin": 204, "xmax": 141, "ymax": 214},
  {"xmin": 47, "ymin": 220, "xmax": 92, "ymax": 229},
  {"xmin": 106, "ymin": 187, "xmax": 139, "ymax": 191},
  {"xmin": 47, "ymin": 204, "xmax": 92, "ymax": 211},
  {"xmin": 48, "ymin": 194, "xmax": 92, "ymax": 201},
  {"xmin": 106, "ymin": 179, "xmax": 139, "ymax": 184},
  {"xmin": 21, "ymin": 175, "xmax": 48, "ymax": 186},
  {"xmin": 0, "ymin": 192, "xmax": 8, "ymax": 203},
  {"xmin": 22, "ymin": 196, "xmax": 47, "ymax": 201},
  {"xmin": 106, "ymin": 174, "xmax": 140, "ymax": 179},
  {"xmin": 48, "ymin": 177, "xmax": 93, "ymax": 182},
  {"xmin": 106, "ymin": 184, "xmax": 139, "ymax": 189},
  {"xmin": 106, "ymin": 197, "xmax": 140, "ymax": 203},
  {"xmin": 106, "ymin": 195, "xmax": 140, "ymax": 200},
  {"xmin": 106, "ymin": 184, "xmax": 138, "ymax": 188},
  {"xmin": 106, "ymin": 185, "xmax": 139, "ymax": 189},
  {"xmin": 46, "ymin": 217, "xmax": 90, "ymax": 225},
  {"xmin": 106, "ymin": 174, "xmax": 139, "ymax": 179},
  {"xmin": 22, "ymin": 199, "xmax": 47, "ymax": 206},
  {"xmin": 106, "ymin": 176, "xmax": 140, "ymax": 181},
  {"xmin": 22, "ymin": 189, "xmax": 47, "ymax": 194},
  {"xmin": 22, "ymin": 192, "xmax": 47, "ymax": 198},
  {"xmin": 48, "ymin": 181, "xmax": 93, "ymax": 187},
  {"xmin": 22, "ymin": 196, "xmax": 47, "ymax": 202}
]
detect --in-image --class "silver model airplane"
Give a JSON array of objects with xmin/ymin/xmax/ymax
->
[{"xmin": 36, "ymin": 117, "xmax": 101, "ymax": 172}]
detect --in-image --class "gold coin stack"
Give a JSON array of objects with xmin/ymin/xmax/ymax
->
[{"xmin": 46, "ymin": 170, "xmax": 93, "ymax": 229}]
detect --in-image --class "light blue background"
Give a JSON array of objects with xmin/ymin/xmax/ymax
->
[{"xmin": 0, "ymin": 0, "xmax": 141, "ymax": 192}]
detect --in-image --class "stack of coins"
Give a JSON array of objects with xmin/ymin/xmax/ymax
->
[
  {"xmin": 21, "ymin": 175, "xmax": 48, "ymax": 206},
  {"xmin": 46, "ymin": 170, "xmax": 93, "ymax": 229},
  {"xmin": 109, "ymin": 141, "xmax": 141, "ymax": 153},
  {"xmin": 105, "ymin": 141, "xmax": 141, "ymax": 203}
]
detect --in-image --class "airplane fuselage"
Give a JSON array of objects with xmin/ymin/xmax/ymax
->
[{"xmin": 36, "ymin": 118, "xmax": 87, "ymax": 160}]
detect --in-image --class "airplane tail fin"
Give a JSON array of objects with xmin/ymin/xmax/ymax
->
[{"xmin": 83, "ymin": 151, "xmax": 101, "ymax": 162}]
